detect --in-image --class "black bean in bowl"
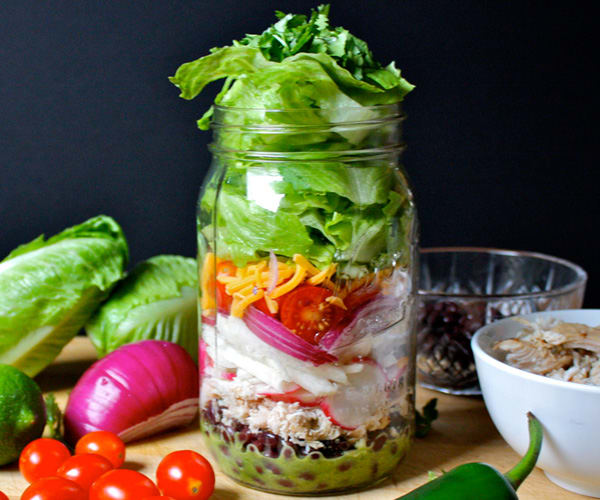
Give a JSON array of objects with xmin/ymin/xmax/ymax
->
[{"xmin": 417, "ymin": 299, "xmax": 506, "ymax": 393}]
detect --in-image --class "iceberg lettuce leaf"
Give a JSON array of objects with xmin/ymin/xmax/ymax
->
[
  {"xmin": 203, "ymin": 162, "xmax": 410, "ymax": 272},
  {"xmin": 169, "ymin": 46, "xmax": 273, "ymax": 102},
  {"xmin": 212, "ymin": 185, "xmax": 314, "ymax": 267},
  {"xmin": 169, "ymin": 5, "xmax": 413, "ymax": 130}
]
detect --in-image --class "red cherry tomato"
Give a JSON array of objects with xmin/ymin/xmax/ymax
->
[
  {"xmin": 280, "ymin": 285, "xmax": 344, "ymax": 344},
  {"xmin": 89, "ymin": 469, "xmax": 159, "ymax": 500},
  {"xmin": 216, "ymin": 260, "xmax": 236, "ymax": 276},
  {"xmin": 141, "ymin": 497, "xmax": 177, "ymax": 500},
  {"xmin": 75, "ymin": 431, "xmax": 126, "ymax": 468},
  {"xmin": 19, "ymin": 438, "xmax": 71, "ymax": 483},
  {"xmin": 21, "ymin": 477, "xmax": 86, "ymax": 500},
  {"xmin": 56, "ymin": 453, "xmax": 113, "ymax": 491},
  {"xmin": 0, "ymin": 491, "xmax": 9, "ymax": 500},
  {"xmin": 216, "ymin": 281, "xmax": 233, "ymax": 312},
  {"xmin": 216, "ymin": 260, "xmax": 236, "ymax": 312},
  {"xmin": 156, "ymin": 450, "xmax": 215, "ymax": 500}
]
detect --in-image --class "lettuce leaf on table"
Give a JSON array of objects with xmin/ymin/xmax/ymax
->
[
  {"xmin": 86, "ymin": 255, "xmax": 199, "ymax": 362},
  {"xmin": 0, "ymin": 215, "xmax": 128, "ymax": 376}
]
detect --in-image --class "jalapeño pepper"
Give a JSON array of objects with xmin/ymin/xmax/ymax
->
[{"xmin": 397, "ymin": 412, "xmax": 542, "ymax": 499}]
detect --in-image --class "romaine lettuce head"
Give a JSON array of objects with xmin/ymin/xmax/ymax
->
[
  {"xmin": 86, "ymin": 255, "xmax": 198, "ymax": 362},
  {"xmin": 0, "ymin": 215, "xmax": 129, "ymax": 377}
]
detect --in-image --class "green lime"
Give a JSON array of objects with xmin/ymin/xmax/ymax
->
[{"xmin": 0, "ymin": 364, "xmax": 46, "ymax": 466}]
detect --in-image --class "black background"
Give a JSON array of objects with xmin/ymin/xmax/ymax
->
[{"xmin": 1, "ymin": 1, "xmax": 597, "ymax": 306}]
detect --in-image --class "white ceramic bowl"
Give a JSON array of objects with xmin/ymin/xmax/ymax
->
[{"xmin": 472, "ymin": 309, "xmax": 600, "ymax": 497}]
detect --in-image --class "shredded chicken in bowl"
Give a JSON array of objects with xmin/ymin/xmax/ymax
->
[{"xmin": 494, "ymin": 318, "xmax": 600, "ymax": 385}]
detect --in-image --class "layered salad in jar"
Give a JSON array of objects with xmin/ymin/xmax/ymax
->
[{"xmin": 170, "ymin": 5, "xmax": 416, "ymax": 494}]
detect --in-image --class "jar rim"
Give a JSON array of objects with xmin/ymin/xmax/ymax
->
[
  {"xmin": 209, "ymin": 102, "xmax": 405, "ymax": 156},
  {"xmin": 210, "ymin": 103, "xmax": 404, "ymax": 129},
  {"xmin": 212, "ymin": 102, "xmax": 401, "ymax": 113},
  {"xmin": 208, "ymin": 143, "xmax": 405, "ymax": 161}
]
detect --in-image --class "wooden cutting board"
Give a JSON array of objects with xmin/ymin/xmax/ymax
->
[{"xmin": 0, "ymin": 337, "xmax": 591, "ymax": 499}]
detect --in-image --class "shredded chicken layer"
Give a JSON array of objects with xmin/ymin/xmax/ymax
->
[
  {"xmin": 495, "ymin": 318, "xmax": 600, "ymax": 385},
  {"xmin": 202, "ymin": 369, "xmax": 390, "ymax": 448}
]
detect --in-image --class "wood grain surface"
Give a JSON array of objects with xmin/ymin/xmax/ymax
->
[{"xmin": 0, "ymin": 337, "xmax": 590, "ymax": 499}]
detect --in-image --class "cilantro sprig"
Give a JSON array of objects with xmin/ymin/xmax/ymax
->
[
  {"xmin": 237, "ymin": 4, "xmax": 389, "ymax": 86},
  {"xmin": 415, "ymin": 398, "xmax": 439, "ymax": 438}
]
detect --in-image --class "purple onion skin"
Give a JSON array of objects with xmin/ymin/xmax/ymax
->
[{"xmin": 64, "ymin": 340, "xmax": 199, "ymax": 445}]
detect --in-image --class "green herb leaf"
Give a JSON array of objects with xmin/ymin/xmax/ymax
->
[
  {"xmin": 427, "ymin": 470, "xmax": 440, "ymax": 481},
  {"xmin": 415, "ymin": 398, "xmax": 439, "ymax": 438},
  {"xmin": 43, "ymin": 394, "xmax": 64, "ymax": 441}
]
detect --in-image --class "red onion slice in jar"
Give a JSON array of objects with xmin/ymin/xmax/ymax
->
[
  {"xmin": 243, "ymin": 306, "xmax": 336, "ymax": 365},
  {"xmin": 267, "ymin": 251, "xmax": 279, "ymax": 293}
]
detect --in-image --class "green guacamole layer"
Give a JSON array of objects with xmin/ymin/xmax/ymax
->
[{"xmin": 202, "ymin": 420, "xmax": 412, "ymax": 495}]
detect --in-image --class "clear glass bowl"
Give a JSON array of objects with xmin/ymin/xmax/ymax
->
[{"xmin": 417, "ymin": 247, "xmax": 587, "ymax": 395}]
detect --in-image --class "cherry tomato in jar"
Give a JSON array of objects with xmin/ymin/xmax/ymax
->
[
  {"xmin": 280, "ymin": 285, "xmax": 344, "ymax": 344},
  {"xmin": 19, "ymin": 438, "xmax": 71, "ymax": 483},
  {"xmin": 215, "ymin": 260, "xmax": 236, "ymax": 312},
  {"xmin": 89, "ymin": 469, "xmax": 159, "ymax": 500},
  {"xmin": 21, "ymin": 477, "xmax": 86, "ymax": 500},
  {"xmin": 56, "ymin": 453, "xmax": 113, "ymax": 491},
  {"xmin": 156, "ymin": 450, "xmax": 215, "ymax": 500},
  {"xmin": 216, "ymin": 260, "xmax": 236, "ymax": 277},
  {"xmin": 75, "ymin": 430, "xmax": 126, "ymax": 468},
  {"xmin": 0, "ymin": 491, "xmax": 8, "ymax": 500}
]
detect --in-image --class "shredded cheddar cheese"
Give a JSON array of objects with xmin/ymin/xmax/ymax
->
[
  {"xmin": 235, "ymin": 283, "xmax": 256, "ymax": 297},
  {"xmin": 201, "ymin": 252, "xmax": 216, "ymax": 310},
  {"xmin": 264, "ymin": 295, "xmax": 279, "ymax": 314},
  {"xmin": 325, "ymin": 295, "xmax": 347, "ymax": 310},
  {"xmin": 269, "ymin": 264, "xmax": 307, "ymax": 299},
  {"xmin": 223, "ymin": 267, "xmax": 294, "ymax": 294},
  {"xmin": 231, "ymin": 288, "xmax": 264, "ymax": 317},
  {"xmin": 200, "ymin": 252, "xmax": 361, "ymax": 317},
  {"xmin": 224, "ymin": 275, "xmax": 258, "ymax": 294},
  {"xmin": 252, "ymin": 261, "xmax": 267, "ymax": 288},
  {"xmin": 293, "ymin": 253, "xmax": 321, "ymax": 275},
  {"xmin": 307, "ymin": 263, "xmax": 336, "ymax": 286},
  {"xmin": 337, "ymin": 271, "xmax": 377, "ymax": 298}
]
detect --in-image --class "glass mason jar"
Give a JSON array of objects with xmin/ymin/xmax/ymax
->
[{"xmin": 197, "ymin": 104, "xmax": 418, "ymax": 495}]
